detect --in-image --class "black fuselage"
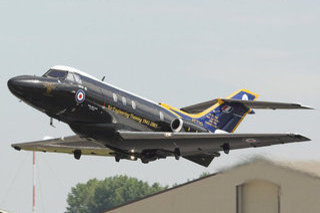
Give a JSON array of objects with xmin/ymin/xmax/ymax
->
[{"xmin": 8, "ymin": 69, "xmax": 207, "ymax": 152}]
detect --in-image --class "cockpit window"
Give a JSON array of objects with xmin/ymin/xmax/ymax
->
[
  {"xmin": 65, "ymin": 72, "xmax": 82, "ymax": 84},
  {"xmin": 66, "ymin": 72, "xmax": 75, "ymax": 82},
  {"xmin": 73, "ymin": 74, "xmax": 82, "ymax": 84},
  {"xmin": 44, "ymin": 70, "xmax": 82, "ymax": 84},
  {"xmin": 43, "ymin": 69, "xmax": 67, "ymax": 79}
]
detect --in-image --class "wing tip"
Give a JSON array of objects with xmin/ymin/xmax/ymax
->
[
  {"xmin": 294, "ymin": 103, "xmax": 314, "ymax": 110},
  {"xmin": 11, "ymin": 144, "xmax": 21, "ymax": 151},
  {"xmin": 291, "ymin": 133, "xmax": 311, "ymax": 142},
  {"xmin": 300, "ymin": 105, "xmax": 315, "ymax": 110}
]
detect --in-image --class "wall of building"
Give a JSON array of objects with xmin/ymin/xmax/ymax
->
[{"xmin": 108, "ymin": 161, "xmax": 320, "ymax": 213}]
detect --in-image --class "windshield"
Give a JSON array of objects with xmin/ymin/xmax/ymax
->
[{"xmin": 43, "ymin": 69, "xmax": 68, "ymax": 79}]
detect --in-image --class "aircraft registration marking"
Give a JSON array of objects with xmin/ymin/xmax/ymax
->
[
  {"xmin": 88, "ymin": 104, "xmax": 98, "ymax": 111},
  {"xmin": 192, "ymin": 118, "xmax": 204, "ymax": 127}
]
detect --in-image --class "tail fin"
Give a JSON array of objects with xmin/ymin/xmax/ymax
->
[
  {"xmin": 226, "ymin": 89, "xmax": 259, "ymax": 101},
  {"xmin": 199, "ymin": 89, "xmax": 259, "ymax": 133},
  {"xmin": 160, "ymin": 89, "xmax": 258, "ymax": 133}
]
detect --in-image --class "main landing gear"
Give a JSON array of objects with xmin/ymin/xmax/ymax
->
[
  {"xmin": 174, "ymin": 148, "xmax": 181, "ymax": 160},
  {"xmin": 74, "ymin": 149, "xmax": 82, "ymax": 160},
  {"xmin": 221, "ymin": 143, "xmax": 230, "ymax": 154}
]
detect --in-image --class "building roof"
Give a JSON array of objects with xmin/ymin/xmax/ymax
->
[
  {"xmin": 270, "ymin": 159, "xmax": 320, "ymax": 178},
  {"xmin": 105, "ymin": 172, "xmax": 219, "ymax": 212},
  {"xmin": 219, "ymin": 157, "xmax": 320, "ymax": 179}
]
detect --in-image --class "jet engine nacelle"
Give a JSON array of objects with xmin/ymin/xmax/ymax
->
[{"xmin": 170, "ymin": 118, "xmax": 183, "ymax": 132}]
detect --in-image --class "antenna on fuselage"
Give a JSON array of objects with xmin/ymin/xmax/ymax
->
[
  {"xmin": 50, "ymin": 117, "xmax": 55, "ymax": 128},
  {"xmin": 101, "ymin": 76, "xmax": 105, "ymax": 81}
]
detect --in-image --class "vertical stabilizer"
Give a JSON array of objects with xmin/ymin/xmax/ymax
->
[{"xmin": 195, "ymin": 89, "xmax": 259, "ymax": 133}]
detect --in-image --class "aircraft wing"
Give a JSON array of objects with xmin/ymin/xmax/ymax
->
[
  {"xmin": 11, "ymin": 132, "xmax": 310, "ymax": 167},
  {"xmin": 11, "ymin": 135, "xmax": 113, "ymax": 157},
  {"xmin": 181, "ymin": 99, "xmax": 313, "ymax": 114},
  {"xmin": 118, "ymin": 131, "xmax": 310, "ymax": 167}
]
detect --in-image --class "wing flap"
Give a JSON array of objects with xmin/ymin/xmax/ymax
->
[{"xmin": 11, "ymin": 135, "xmax": 113, "ymax": 156}]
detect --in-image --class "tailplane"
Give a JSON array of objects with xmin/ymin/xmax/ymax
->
[{"xmin": 163, "ymin": 89, "xmax": 311, "ymax": 133}]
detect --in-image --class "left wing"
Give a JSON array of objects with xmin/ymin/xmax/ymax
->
[
  {"xmin": 118, "ymin": 131, "xmax": 310, "ymax": 167},
  {"xmin": 11, "ymin": 135, "xmax": 113, "ymax": 157}
]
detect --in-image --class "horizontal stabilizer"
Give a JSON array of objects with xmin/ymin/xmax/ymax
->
[{"xmin": 181, "ymin": 99, "xmax": 313, "ymax": 114}]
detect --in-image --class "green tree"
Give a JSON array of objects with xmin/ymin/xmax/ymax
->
[
  {"xmin": 199, "ymin": 172, "xmax": 210, "ymax": 178},
  {"xmin": 66, "ymin": 175, "xmax": 167, "ymax": 213}
]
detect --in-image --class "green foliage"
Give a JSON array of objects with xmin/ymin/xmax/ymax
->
[
  {"xmin": 199, "ymin": 172, "xmax": 210, "ymax": 178},
  {"xmin": 65, "ymin": 175, "xmax": 168, "ymax": 213},
  {"xmin": 66, "ymin": 172, "xmax": 212, "ymax": 212}
]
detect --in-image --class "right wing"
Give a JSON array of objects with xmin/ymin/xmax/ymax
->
[
  {"xmin": 118, "ymin": 131, "xmax": 310, "ymax": 167},
  {"xmin": 11, "ymin": 135, "xmax": 113, "ymax": 157}
]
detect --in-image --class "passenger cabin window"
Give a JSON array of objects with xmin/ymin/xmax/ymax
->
[
  {"xmin": 122, "ymin": 97, "xmax": 126, "ymax": 106},
  {"xmin": 113, "ymin": 93, "xmax": 117, "ymax": 102},
  {"xmin": 43, "ymin": 69, "xmax": 67, "ymax": 79},
  {"xmin": 131, "ymin": 101, "xmax": 136, "ymax": 109},
  {"xmin": 159, "ymin": 111, "xmax": 164, "ymax": 121}
]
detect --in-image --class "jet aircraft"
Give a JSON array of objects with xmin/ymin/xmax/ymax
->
[{"xmin": 8, "ymin": 65, "xmax": 313, "ymax": 167}]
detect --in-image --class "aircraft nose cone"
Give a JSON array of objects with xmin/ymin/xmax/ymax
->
[
  {"xmin": 7, "ymin": 76, "xmax": 23, "ymax": 95},
  {"xmin": 7, "ymin": 75, "xmax": 39, "ymax": 98}
]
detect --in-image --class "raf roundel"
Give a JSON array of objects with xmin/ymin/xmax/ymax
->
[{"xmin": 75, "ymin": 89, "xmax": 85, "ymax": 103}]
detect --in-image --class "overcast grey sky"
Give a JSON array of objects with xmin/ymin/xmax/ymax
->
[{"xmin": 0, "ymin": 0, "xmax": 319, "ymax": 212}]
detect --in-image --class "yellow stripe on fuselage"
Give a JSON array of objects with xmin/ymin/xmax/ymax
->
[{"xmin": 160, "ymin": 102, "xmax": 221, "ymax": 119}]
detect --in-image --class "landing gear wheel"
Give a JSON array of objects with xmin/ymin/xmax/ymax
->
[
  {"xmin": 74, "ymin": 150, "xmax": 82, "ymax": 160},
  {"xmin": 115, "ymin": 156, "xmax": 120, "ymax": 162},
  {"xmin": 222, "ymin": 143, "xmax": 230, "ymax": 154},
  {"xmin": 174, "ymin": 148, "xmax": 181, "ymax": 160},
  {"xmin": 141, "ymin": 159, "xmax": 149, "ymax": 164}
]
